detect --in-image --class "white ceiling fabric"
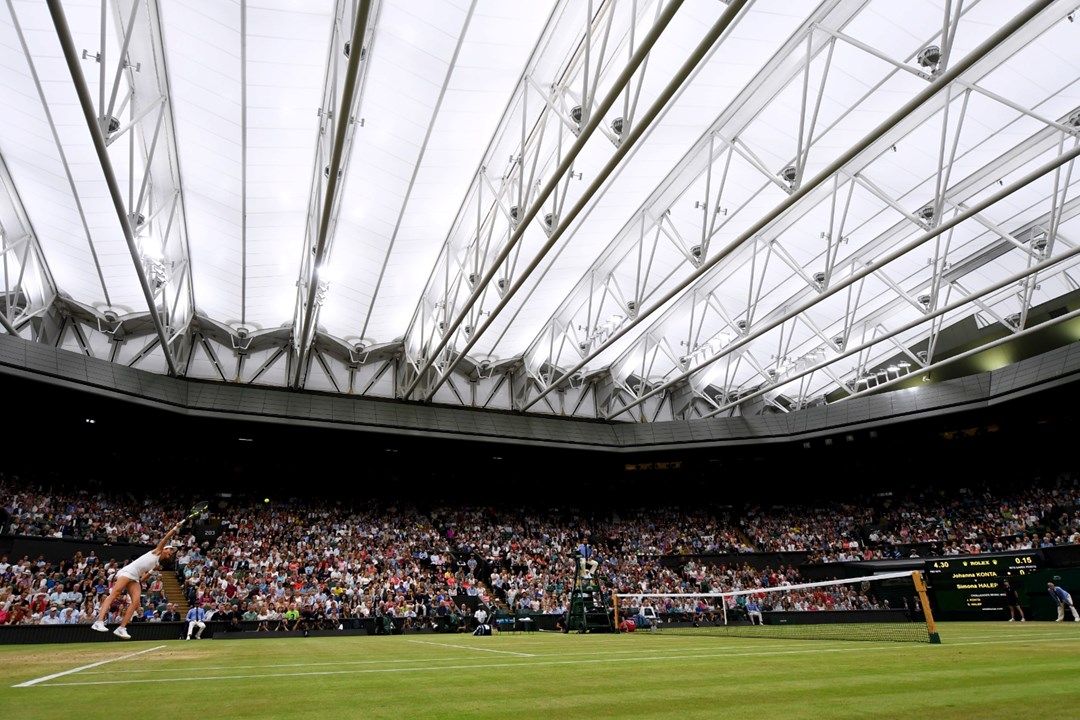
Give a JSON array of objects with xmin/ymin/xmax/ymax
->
[{"xmin": 1, "ymin": 0, "xmax": 1078, "ymax": 422}]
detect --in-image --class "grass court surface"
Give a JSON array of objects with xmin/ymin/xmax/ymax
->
[{"xmin": 2, "ymin": 622, "xmax": 1078, "ymax": 720}]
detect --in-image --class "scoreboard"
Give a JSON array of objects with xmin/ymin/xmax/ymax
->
[{"xmin": 925, "ymin": 554, "xmax": 1039, "ymax": 613}]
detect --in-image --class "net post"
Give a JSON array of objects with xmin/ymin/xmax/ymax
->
[
  {"xmin": 911, "ymin": 570, "xmax": 941, "ymax": 644},
  {"xmin": 613, "ymin": 594, "xmax": 620, "ymax": 629}
]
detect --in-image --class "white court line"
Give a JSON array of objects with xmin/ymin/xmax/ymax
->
[
  {"xmin": 72, "ymin": 642, "xmax": 844, "ymax": 676},
  {"xmin": 12, "ymin": 645, "xmax": 167, "ymax": 688},
  {"xmin": 14, "ymin": 650, "xmax": 804, "ymax": 687},
  {"xmin": 16, "ymin": 634, "xmax": 1071, "ymax": 690},
  {"xmin": 22, "ymin": 635, "xmax": 1076, "ymax": 688},
  {"xmin": 406, "ymin": 639, "xmax": 535, "ymax": 657},
  {"xmin": 77, "ymin": 641, "xmax": 827, "ymax": 676}
]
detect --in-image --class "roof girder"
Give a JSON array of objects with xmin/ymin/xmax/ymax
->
[{"xmin": 514, "ymin": 0, "xmax": 1064, "ymax": 418}]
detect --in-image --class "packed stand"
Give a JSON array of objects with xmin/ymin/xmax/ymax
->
[{"xmin": 1, "ymin": 469, "xmax": 1079, "ymax": 627}]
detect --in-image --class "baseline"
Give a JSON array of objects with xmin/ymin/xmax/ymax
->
[{"xmin": 12, "ymin": 644, "xmax": 167, "ymax": 688}]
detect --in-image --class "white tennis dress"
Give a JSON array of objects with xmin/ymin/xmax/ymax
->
[{"xmin": 117, "ymin": 550, "xmax": 160, "ymax": 582}]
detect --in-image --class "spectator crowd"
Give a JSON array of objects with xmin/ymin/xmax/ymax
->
[{"xmin": 1, "ymin": 469, "xmax": 1077, "ymax": 627}]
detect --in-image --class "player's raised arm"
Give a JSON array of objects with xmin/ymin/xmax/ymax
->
[{"xmin": 153, "ymin": 521, "xmax": 184, "ymax": 554}]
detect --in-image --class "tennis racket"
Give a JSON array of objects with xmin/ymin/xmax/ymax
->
[{"xmin": 182, "ymin": 500, "xmax": 209, "ymax": 525}]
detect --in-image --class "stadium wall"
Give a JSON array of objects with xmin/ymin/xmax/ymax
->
[{"xmin": 2, "ymin": 333, "xmax": 1079, "ymax": 452}]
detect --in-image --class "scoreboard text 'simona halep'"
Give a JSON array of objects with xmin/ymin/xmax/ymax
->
[{"xmin": 926, "ymin": 554, "xmax": 1039, "ymax": 613}]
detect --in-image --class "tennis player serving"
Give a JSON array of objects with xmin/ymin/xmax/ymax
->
[{"xmin": 91, "ymin": 520, "xmax": 185, "ymax": 639}]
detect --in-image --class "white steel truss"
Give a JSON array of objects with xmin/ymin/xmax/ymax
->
[{"xmin": 1, "ymin": 0, "xmax": 1078, "ymax": 424}]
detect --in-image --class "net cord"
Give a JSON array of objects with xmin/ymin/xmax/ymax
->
[{"xmin": 614, "ymin": 570, "xmax": 916, "ymax": 601}]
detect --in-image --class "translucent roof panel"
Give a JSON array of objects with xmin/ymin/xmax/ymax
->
[{"xmin": 1, "ymin": 0, "xmax": 1078, "ymax": 423}]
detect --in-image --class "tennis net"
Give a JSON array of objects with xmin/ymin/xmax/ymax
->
[{"xmin": 614, "ymin": 570, "xmax": 940, "ymax": 643}]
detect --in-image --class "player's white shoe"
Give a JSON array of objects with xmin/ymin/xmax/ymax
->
[
  {"xmin": 91, "ymin": 620, "xmax": 108, "ymax": 632},
  {"xmin": 113, "ymin": 626, "xmax": 131, "ymax": 639}
]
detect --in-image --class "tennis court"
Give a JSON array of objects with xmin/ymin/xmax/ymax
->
[{"xmin": 3, "ymin": 622, "xmax": 1078, "ymax": 720}]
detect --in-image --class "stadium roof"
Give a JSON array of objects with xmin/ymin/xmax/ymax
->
[{"xmin": 2, "ymin": 0, "xmax": 1080, "ymax": 426}]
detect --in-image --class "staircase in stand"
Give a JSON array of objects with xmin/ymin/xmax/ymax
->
[{"xmin": 159, "ymin": 570, "xmax": 190, "ymax": 614}]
